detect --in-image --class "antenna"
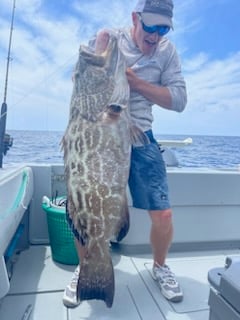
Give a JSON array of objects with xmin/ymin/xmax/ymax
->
[{"xmin": 0, "ymin": 0, "xmax": 16, "ymax": 168}]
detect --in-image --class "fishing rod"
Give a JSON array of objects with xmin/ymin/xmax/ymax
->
[{"xmin": 0, "ymin": 0, "xmax": 16, "ymax": 168}]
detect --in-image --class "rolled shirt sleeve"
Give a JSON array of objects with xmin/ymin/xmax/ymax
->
[{"xmin": 160, "ymin": 43, "xmax": 187, "ymax": 113}]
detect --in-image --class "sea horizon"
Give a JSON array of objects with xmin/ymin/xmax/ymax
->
[{"xmin": 2, "ymin": 130, "xmax": 240, "ymax": 169}]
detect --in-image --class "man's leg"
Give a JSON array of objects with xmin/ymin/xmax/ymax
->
[
  {"xmin": 149, "ymin": 208, "xmax": 173, "ymax": 266},
  {"xmin": 149, "ymin": 208, "xmax": 183, "ymax": 302}
]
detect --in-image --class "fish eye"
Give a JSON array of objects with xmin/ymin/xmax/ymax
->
[{"xmin": 109, "ymin": 104, "xmax": 122, "ymax": 113}]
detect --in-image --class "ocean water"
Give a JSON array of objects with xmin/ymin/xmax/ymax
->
[{"xmin": 2, "ymin": 130, "xmax": 240, "ymax": 169}]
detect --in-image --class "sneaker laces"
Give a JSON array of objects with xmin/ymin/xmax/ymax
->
[
  {"xmin": 154, "ymin": 263, "xmax": 177, "ymax": 286},
  {"xmin": 69, "ymin": 266, "xmax": 80, "ymax": 289}
]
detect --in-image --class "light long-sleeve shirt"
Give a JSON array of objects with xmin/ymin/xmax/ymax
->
[{"xmin": 89, "ymin": 28, "xmax": 187, "ymax": 132}]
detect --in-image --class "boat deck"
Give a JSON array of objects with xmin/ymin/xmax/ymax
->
[{"xmin": 1, "ymin": 245, "xmax": 239, "ymax": 320}]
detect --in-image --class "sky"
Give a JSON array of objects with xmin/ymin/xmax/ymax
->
[{"xmin": 0, "ymin": 0, "xmax": 239, "ymax": 136}]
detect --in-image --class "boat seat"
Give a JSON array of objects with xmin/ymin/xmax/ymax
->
[{"xmin": 0, "ymin": 166, "xmax": 33, "ymax": 299}]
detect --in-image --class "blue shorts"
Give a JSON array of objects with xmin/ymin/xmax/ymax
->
[{"xmin": 128, "ymin": 130, "xmax": 170, "ymax": 211}]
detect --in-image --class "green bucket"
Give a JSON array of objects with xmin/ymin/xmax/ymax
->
[{"xmin": 42, "ymin": 196, "xmax": 79, "ymax": 265}]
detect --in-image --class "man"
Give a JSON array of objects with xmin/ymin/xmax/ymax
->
[{"xmin": 63, "ymin": 0, "xmax": 187, "ymax": 307}]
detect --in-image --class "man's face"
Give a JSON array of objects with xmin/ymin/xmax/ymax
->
[{"xmin": 131, "ymin": 12, "xmax": 162, "ymax": 56}]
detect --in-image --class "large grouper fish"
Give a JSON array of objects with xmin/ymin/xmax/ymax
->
[{"xmin": 62, "ymin": 34, "xmax": 148, "ymax": 307}]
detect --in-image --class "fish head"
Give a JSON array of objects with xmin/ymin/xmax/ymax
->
[{"xmin": 72, "ymin": 35, "xmax": 129, "ymax": 122}]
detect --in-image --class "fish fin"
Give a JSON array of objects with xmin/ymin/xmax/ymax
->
[
  {"xmin": 130, "ymin": 124, "xmax": 150, "ymax": 147},
  {"xmin": 115, "ymin": 194, "xmax": 130, "ymax": 242},
  {"xmin": 78, "ymin": 241, "xmax": 114, "ymax": 308},
  {"xmin": 60, "ymin": 135, "xmax": 65, "ymax": 152}
]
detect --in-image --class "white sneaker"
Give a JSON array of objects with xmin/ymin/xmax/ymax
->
[
  {"xmin": 63, "ymin": 266, "xmax": 81, "ymax": 308},
  {"xmin": 152, "ymin": 263, "xmax": 183, "ymax": 302}
]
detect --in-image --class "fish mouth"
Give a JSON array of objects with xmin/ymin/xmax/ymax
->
[
  {"xmin": 79, "ymin": 36, "xmax": 118, "ymax": 66},
  {"xmin": 75, "ymin": 34, "xmax": 129, "ymax": 122},
  {"xmin": 79, "ymin": 46, "xmax": 106, "ymax": 67},
  {"xmin": 79, "ymin": 36, "xmax": 121, "ymax": 78}
]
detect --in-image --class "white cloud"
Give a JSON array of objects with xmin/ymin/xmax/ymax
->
[
  {"xmin": 0, "ymin": 0, "xmax": 239, "ymax": 136},
  {"xmin": 185, "ymin": 52, "xmax": 240, "ymax": 112},
  {"xmin": 153, "ymin": 50, "xmax": 240, "ymax": 136}
]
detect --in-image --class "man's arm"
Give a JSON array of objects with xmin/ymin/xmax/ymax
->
[{"xmin": 126, "ymin": 67, "xmax": 172, "ymax": 110}]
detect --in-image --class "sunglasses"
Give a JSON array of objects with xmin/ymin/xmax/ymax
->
[{"xmin": 137, "ymin": 14, "xmax": 170, "ymax": 36}]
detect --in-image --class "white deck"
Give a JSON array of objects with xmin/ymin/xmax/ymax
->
[
  {"xmin": 1, "ymin": 245, "xmax": 239, "ymax": 320},
  {"xmin": 1, "ymin": 164, "xmax": 240, "ymax": 319}
]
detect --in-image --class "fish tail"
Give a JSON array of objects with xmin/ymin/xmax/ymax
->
[{"xmin": 77, "ymin": 241, "xmax": 114, "ymax": 308}]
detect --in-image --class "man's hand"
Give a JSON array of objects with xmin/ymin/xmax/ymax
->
[
  {"xmin": 126, "ymin": 67, "xmax": 141, "ymax": 91},
  {"xmin": 126, "ymin": 68, "xmax": 172, "ymax": 109},
  {"xmin": 95, "ymin": 30, "xmax": 110, "ymax": 54}
]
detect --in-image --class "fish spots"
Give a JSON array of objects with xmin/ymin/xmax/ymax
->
[
  {"xmin": 62, "ymin": 36, "xmax": 132, "ymax": 307},
  {"xmin": 89, "ymin": 216, "xmax": 104, "ymax": 238},
  {"xmin": 84, "ymin": 128, "xmax": 96, "ymax": 149},
  {"xmin": 67, "ymin": 194, "xmax": 76, "ymax": 219},
  {"xmin": 86, "ymin": 157, "xmax": 101, "ymax": 178},
  {"xmin": 85, "ymin": 70, "xmax": 110, "ymax": 94},
  {"xmin": 67, "ymin": 139, "xmax": 73, "ymax": 151},
  {"xmin": 71, "ymin": 124, "xmax": 78, "ymax": 135},
  {"xmin": 85, "ymin": 191, "xmax": 101, "ymax": 216},
  {"xmin": 102, "ymin": 196, "xmax": 121, "ymax": 216},
  {"xmin": 74, "ymin": 137, "xmax": 81, "ymax": 153},
  {"xmin": 77, "ymin": 163, "xmax": 85, "ymax": 175},
  {"xmin": 86, "ymin": 95, "xmax": 96, "ymax": 113},
  {"xmin": 76, "ymin": 191, "xmax": 83, "ymax": 210},
  {"xmin": 71, "ymin": 106, "xmax": 80, "ymax": 120},
  {"xmin": 97, "ymin": 184, "xmax": 109, "ymax": 197}
]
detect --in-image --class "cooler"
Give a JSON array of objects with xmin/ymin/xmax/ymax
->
[{"xmin": 208, "ymin": 256, "xmax": 240, "ymax": 320}]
